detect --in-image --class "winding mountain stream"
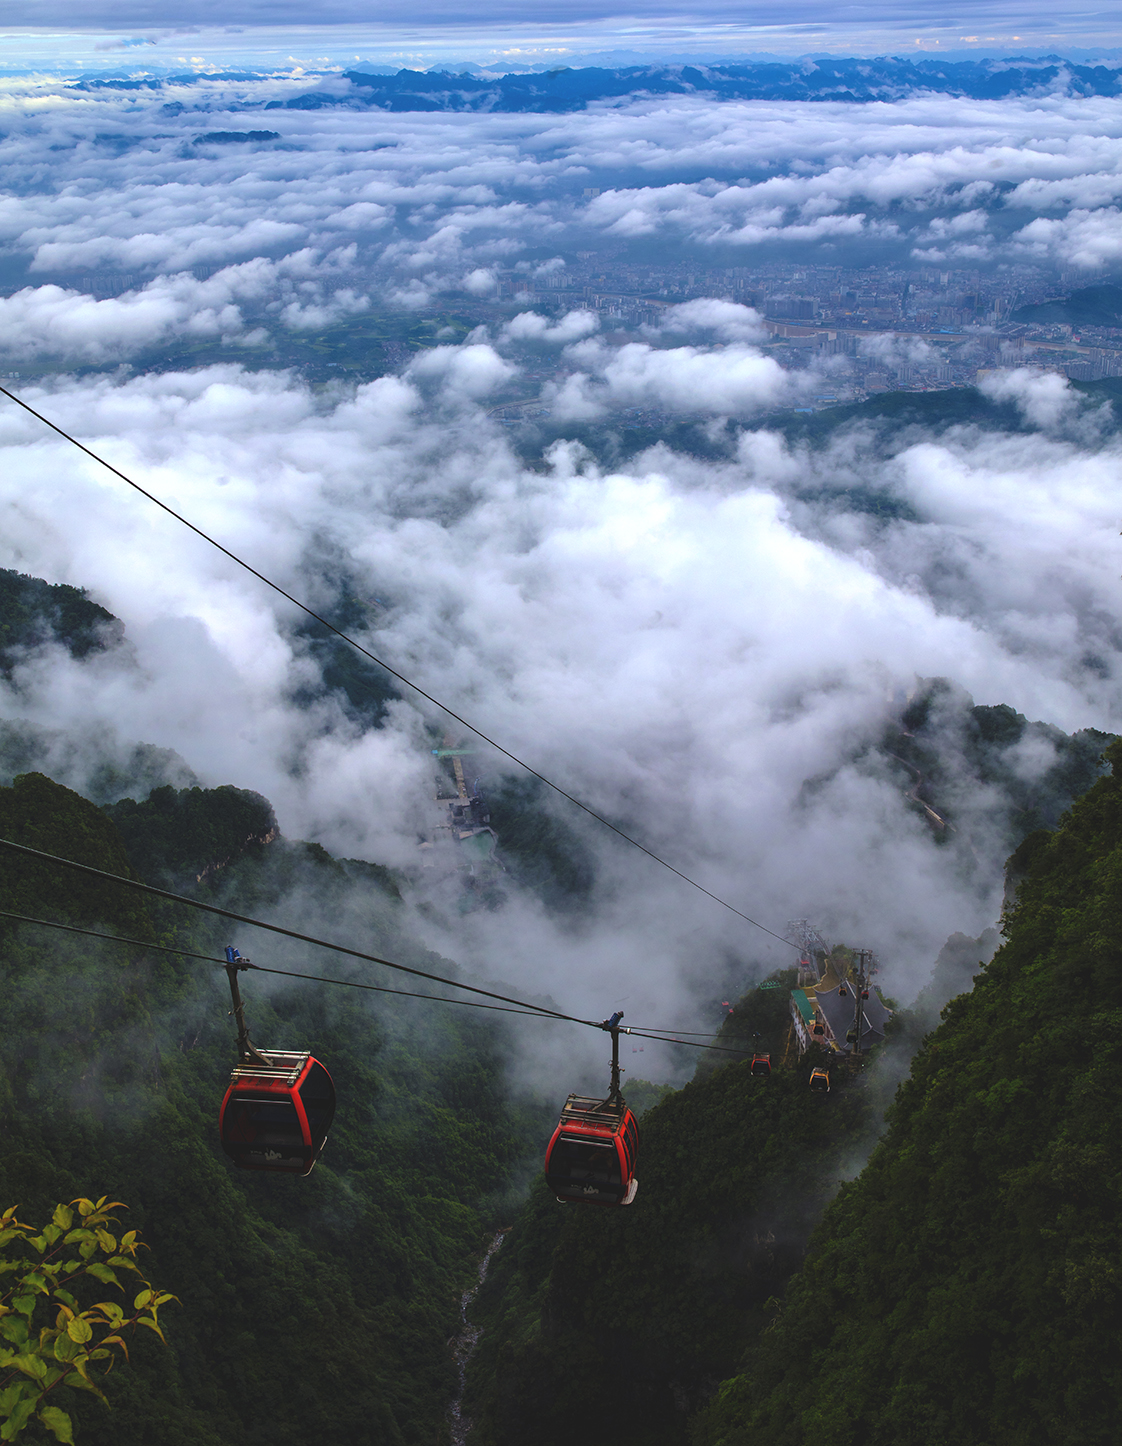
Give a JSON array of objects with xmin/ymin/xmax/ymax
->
[{"xmin": 449, "ymin": 1230, "xmax": 507, "ymax": 1445}]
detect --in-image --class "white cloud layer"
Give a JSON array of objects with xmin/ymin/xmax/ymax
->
[
  {"xmin": 2, "ymin": 75, "xmax": 1122, "ymax": 1093},
  {"xmin": 0, "ymin": 251, "xmax": 368, "ymax": 362},
  {"xmin": 1, "ymin": 358, "xmax": 1120, "ymax": 1097},
  {"xmin": 3, "ymin": 76, "xmax": 1122, "ymax": 324},
  {"xmin": 544, "ymin": 337, "xmax": 798, "ymax": 417}
]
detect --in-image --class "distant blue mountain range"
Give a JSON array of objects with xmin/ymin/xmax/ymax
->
[{"xmin": 71, "ymin": 56, "xmax": 1122, "ymax": 112}]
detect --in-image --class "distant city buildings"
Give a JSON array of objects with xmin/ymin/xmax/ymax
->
[
  {"xmin": 474, "ymin": 256, "xmax": 1122, "ymax": 404},
  {"xmin": 10, "ymin": 254, "xmax": 1119, "ymax": 404}
]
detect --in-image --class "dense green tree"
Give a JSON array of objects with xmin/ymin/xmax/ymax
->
[
  {"xmin": 105, "ymin": 785, "xmax": 277, "ymax": 887},
  {"xmin": 0, "ymin": 774, "xmax": 152, "ymax": 940}
]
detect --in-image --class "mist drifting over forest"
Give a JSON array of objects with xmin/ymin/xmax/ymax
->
[{"xmin": 2, "ymin": 33, "xmax": 1122, "ymax": 1094}]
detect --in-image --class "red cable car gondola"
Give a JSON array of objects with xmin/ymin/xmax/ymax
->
[
  {"xmin": 544, "ymin": 1012, "xmax": 639, "ymax": 1207},
  {"xmin": 544, "ymin": 1095, "xmax": 639, "ymax": 1206},
  {"xmin": 218, "ymin": 947, "xmax": 336, "ymax": 1177},
  {"xmin": 220, "ymin": 1051, "xmax": 335, "ymax": 1176},
  {"xmin": 750, "ymin": 1052, "xmax": 771, "ymax": 1078}
]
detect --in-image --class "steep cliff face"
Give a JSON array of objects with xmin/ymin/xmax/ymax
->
[{"xmin": 694, "ymin": 743, "xmax": 1122, "ymax": 1446}]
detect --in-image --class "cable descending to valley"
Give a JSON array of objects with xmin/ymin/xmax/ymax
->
[
  {"xmin": 0, "ymin": 842, "xmax": 763, "ymax": 1057},
  {"xmin": 0, "ymin": 383, "xmax": 799, "ymax": 952}
]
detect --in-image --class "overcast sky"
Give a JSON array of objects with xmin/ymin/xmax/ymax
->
[
  {"xmin": 0, "ymin": 0, "xmax": 1117, "ymax": 30},
  {"xmin": 2, "ymin": 6, "xmax": 1122, "ymax": 74}
]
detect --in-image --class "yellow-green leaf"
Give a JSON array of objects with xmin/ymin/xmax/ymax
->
[
  {"xmin": 51, "ymin": 1207, "xmax": 72, "ymax": 1233},
  {"xmin": 132, "ymin": 1291, "xmax": 152, "ymax": 1310},
  {"xmin": 10, "ymin": 1353, "xmax": 47, "ymax": 1381},
  {"xmin": 65, "ymin": 1318, "xmax": 92, "ymax": 1345},
  {"xmin": 0, "ymin": 1395, "xmax": 37, "ymax": 1438},
  {"xmin": 0, "ymin": 1383, "xmax": 29, "ymax": 1413},
  {"xmin": 53, "ymin": 1334, "xmax": 79, "ymax": 1364},
  {"xmin": 37, "ymin": 1406, "xmax": 74, "ymax": 1444},
  {"xmin": 61, "ymin": 1370, "xmax": 105, "ymax": 1401}
]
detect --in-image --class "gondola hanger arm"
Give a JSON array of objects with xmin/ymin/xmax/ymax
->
[{"xmin": 224, "ymin": 946, "xmax": 271, "ymax": 1068}]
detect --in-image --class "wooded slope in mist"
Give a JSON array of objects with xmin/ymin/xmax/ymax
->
[
  {"xmin": 0, "ymin": 769, "xmax": 544, "ymax": 1446},
  {"xmin": 695, "ymin": 744, "xmax": 1122, "ymax": 1445}
]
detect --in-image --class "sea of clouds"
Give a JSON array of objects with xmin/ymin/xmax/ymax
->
[
  {"xmin": 2, "ymin": 74, "xmax": 1121, "ymax": 1085},
  {"xmin": 4, "ymin": 77, "xmax": 1122, "ymax": 310}
]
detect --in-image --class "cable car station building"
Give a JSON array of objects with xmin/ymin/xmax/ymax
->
[{"xmin": 789, "ymin": 947, "xmax": 892, "ymax": 1056}]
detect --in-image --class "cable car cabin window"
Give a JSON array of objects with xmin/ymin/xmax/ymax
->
[
  {"xmin": 297, "ymin": 1062, "xmax": 335, "ymax": 1149},
  {"xmin": 547, "ymin": 1136, "xmax": 623, "ymax": 1200},
  {"xmin": 222, "ymin": 1096, "xmax": 309, "ymax": 1171}
]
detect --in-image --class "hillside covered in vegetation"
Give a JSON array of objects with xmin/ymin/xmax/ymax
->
[
  {"xmin": 466, "ymin": 744, "xmax": 1122, "ymax": 1445},
  {"xmin": 0, "ymin": 770, "xmax": 549, "ymax": 1446},
  {"xmin": 689, "ymin": 742, "xmax": 1122, "ymax": 1445},
  {"xmin": 463, "ymin": 970, "xmax": 907, "ymax": 1446},
  {"xmin": 2, "ymin": 567, "xmax": 1119, "ymax": 1444}
]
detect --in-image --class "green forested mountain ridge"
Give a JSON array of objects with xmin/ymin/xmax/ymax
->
[
  {"xmin": 0, "ymin": 771, "xmax": 152, "ymax": 938},
  {"xmin": 4, "ymin": 568, "xmax": 1119, "ymax": 1444},
  {"xmin": 473, "ymin": 685, "xmax": 1113, "ymax": 924},
  {"xmin": 105, "ymin": 783, "xmax": 279, "ymax": 885},
  {"xmin": 0, "ymin": 570, "xmax": 120, "ymax": 679},
  {"xmin": 0, "ymin": 770, "xmax": 547, "ymax": 1446},
  {"xmin": 883, "ymin": 682, "xmax": 1115, "ymax": 843},
  {"xmin": 465, "ymin": 740, "xmax": 1122, "ymax": 1446},
  {"xmin": 1012, "ymin": 283, "xmax": 1122, "ymax": 328},
  {"xmin": 692, "ymin": 741, "xmax": 1122, "ymax": 1446}
]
